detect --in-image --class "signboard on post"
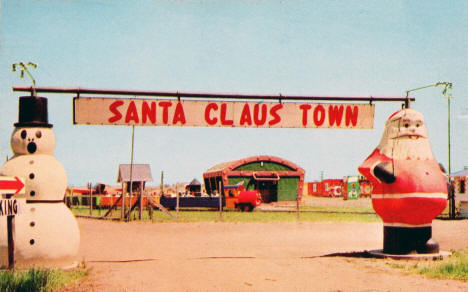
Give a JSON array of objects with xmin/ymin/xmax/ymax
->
[
  {"xmin": 0, "ymin": 176, "xmax": 25, "ymax": 195},
  {"xmin": 74, "ymin": 97, "xmax": 375, "ymax": 129},
  {"xmin": 0, "ymin": 176, "xmax": 24, "ymax": 269},
  {"xmin": 0, "ymin": 176, "xmax": 25, "ymax": 217}
]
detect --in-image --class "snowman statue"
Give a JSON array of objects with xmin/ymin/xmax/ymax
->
[{"xmin": 0, "ymin": 95, "xmax": 80, "ymax": 268}]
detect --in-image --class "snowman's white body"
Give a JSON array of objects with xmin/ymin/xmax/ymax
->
[{"xmin": 0, "ymin": 127, "xmax": 80, "ymax": 268}]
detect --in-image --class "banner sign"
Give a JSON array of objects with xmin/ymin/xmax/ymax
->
[{"xmin": 73, "ymin": 97, "xmax": 374, "ymax": 129}]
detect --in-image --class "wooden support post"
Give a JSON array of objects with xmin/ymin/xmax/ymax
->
[
  {"xmin": 128, "ymin": 184, "xmax": 132, "ymax": 221},
  {"xmin": 160, "ymin": 171, "xmax": 164, "ymax": 196},
  {"xmin": 7, "ymin": 214, "xmax": 15, "ymax": 269},
  {"xmin": 296, "ymin": 193, "xmax": 300, "ymax": 220},
  {"xmin": 5, "ymin": 194, "xmax": 15, "ymax": 269},
  {"xmin": 139, "ymin": 183, "xmax": 143, "ymax": 220},
  {"xmin": 89, "ymin": 182, "xmax": 93, "ymax": 217},
  {"xmin": 148, "ymin": 193, "xmax": 154, "ymax": 222},
  {"xmin": 176, "ymin": 191, "xmax": 180, "ymax": 218},
  {"xmin": 218, "ymin": 181, "xmax": 223, "ymax": 221},
  {"xmin": 121, "ymin": 182, "xmax": 125, "ymax": 221}
]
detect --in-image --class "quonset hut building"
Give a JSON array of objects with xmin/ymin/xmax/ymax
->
[{"xmin": 203, "ymin": 156, "xmax": 305, "ymax": 203}]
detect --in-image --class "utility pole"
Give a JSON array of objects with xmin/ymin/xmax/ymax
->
[{"xmin": 406, "ymin": 82, "xmax": 454, "ymax": 218}]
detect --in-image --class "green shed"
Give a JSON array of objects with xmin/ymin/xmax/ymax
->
[{"xmin": 203, "ymin": 155, "xmax": 305, "ymax": 203}]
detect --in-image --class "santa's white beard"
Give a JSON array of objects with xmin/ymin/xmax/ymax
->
[{"xmin": 379, "ymin": 137, "xmax": 434, "ymax": 160}]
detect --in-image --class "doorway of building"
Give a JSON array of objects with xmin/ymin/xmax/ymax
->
[{"xmin": 257, "ymin": 180, "xmax": 278, "ymax": 203}]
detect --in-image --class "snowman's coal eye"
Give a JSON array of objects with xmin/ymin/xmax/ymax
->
[
  {"xmin": 21, "ymin": 130, "xmax": 27, "ymax": 139},
  {"xmin": 404, "ymin": 123, "xmax": 409, "ymax": 128},
  {"xmin": 35, "ymin": 131, "xmax": 42, "ymax": 138}
]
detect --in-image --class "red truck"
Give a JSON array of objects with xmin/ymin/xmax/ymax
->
[{"xmin": 224, "ymin": 185, "xmax": 262, "ymax": 212}]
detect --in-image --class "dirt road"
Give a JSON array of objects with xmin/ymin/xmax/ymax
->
[{"xmin": 67, "ymin": 217, "xmax": 468, "ymax": 292}]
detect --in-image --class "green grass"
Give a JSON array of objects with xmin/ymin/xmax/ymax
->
[
  {"xmin": 417, "ymin": 250, "xmax": 468, "ymax": 280},
  {"xmin": 71, "ymin": 206, "xmax": 380, "ymax": 223},
  {"xmin": 300, "ymin": 205, "xmax": 375, "ymax": 213},
  {"xmin": 0, "ymin": 264, "xmax": 88, "ymax": 292},
  {"xmin": 387, "ymin": 249, "xmax": 468, "ymax": 281}
]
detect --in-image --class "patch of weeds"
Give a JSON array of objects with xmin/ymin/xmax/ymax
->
[
  {"xmin": 385, "ymin": 249, "xmax": 468, "ymax": 281},
  {"xmin": 417, "ymin": 250, "xmax": 468, "ymax": 280},
  {"xmin": 0, "ymin": 261, "xmax": 89, "ymax": 292}
]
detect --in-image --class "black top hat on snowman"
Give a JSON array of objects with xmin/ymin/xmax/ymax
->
[{"xmin": 14, "ymin": 96, "xmax": 53, "ymax": 128}]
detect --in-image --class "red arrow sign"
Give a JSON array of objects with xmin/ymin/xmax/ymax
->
[{"xmin": 0, "ymin": 176, "xmax": 25, "ymax": 195}]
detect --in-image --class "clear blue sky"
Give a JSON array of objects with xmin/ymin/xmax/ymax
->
[{"xmin": 1, "ymin": 0, "xmax": 467, "ymax": 186}]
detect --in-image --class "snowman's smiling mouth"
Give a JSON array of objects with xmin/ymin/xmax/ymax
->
[{"xmin": 27, "ymin": 142, "xmax": 37, "ymax": 154}]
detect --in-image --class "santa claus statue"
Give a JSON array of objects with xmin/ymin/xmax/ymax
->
[{"xmin": 358, "ymin": 108, "xmax": 447, "ymax": 254}]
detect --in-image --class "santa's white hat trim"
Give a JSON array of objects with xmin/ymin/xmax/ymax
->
[
  {"xmin": 383, "ymin": 222, "xmax": 432, "ymax": 228},
  {"xmin": 372, "ymin": 192, "xmax": 447, "ymax": 199}
]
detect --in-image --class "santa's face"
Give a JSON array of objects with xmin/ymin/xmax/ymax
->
[
  {"xmin": 378, "ymin": 109, "xmax": 433, "ymax": 160},
  {"xmin": 11, "ymin": 127, "xmax": 55, "ymax": 155},
  {"xmin": 391, "ymin": 110, "xmax": 428, "ymax": 140}
]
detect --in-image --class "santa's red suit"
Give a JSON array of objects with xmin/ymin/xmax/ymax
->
[{"xmin": 359, "ymin": 149, "xmax": 447, "ymax": 226}]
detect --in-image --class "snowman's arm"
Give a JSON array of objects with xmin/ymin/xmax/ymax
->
[{"xmin": 373, "ymin": 162, "xmax": 396, "ymax": 184}]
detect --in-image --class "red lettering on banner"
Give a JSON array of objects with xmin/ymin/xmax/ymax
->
[
  {"xmin": 313, "ymin": 105, "xmax": 325, "ymax": 126},
  {"xmin": 253, "ymin": 104, "xmax": 267, "ymax": 126},
  {"xmin": 299, "ymin": 104, "xmax": 312, "ymax": 126},
  {"xmin": 345, "ymin": 105, "xmax": 358, "ymax": 126},
  {"xmin": 125, "ymin": 101, "xmax": 139, "ymax": 123},
  {"xmin": 269, "ymin": 104, "xmax": 283, "ymax": 126},
  {"xmin": 142, "ymin": 101, "xmax": 156, "ymax": 124},
  {"xmin": 240, "ymin": 103, "xmax": 252, "ymax": 126},
  {"xmin": 158, "ymin": 101, "xmax": 172, "ymax": 124},
  {"xmin": 205, "ymin": 103, "xmax": 218, "ymax": 125},
  {"xmin": 172, "ymin": 102, "xmax": 186, "ymax": 125},
  {"xmin": 91, "ymin": 99, "xmax": 370, "ymax": 128},
  {"xmin": 108, "ymin": 100, "xmax": 124, "ymax": 123},
  {"xmin": 328, "ymin": 105, "xmax": 344, "ymax": 126},
  {"xmin": 220, "ymin": 103, "xmax": 233, "ymax": 126}
]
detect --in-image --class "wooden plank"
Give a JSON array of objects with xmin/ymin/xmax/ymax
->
[
  {"xmin": 147, "ymin": 196, "xmax": 173, "ymax": 218},
  {"xmin": 102, "ymin": 195, "xmax": 122, "ymax": 218},
  {"xmin": 7, "ymin": 214, "xmax": 15, "ymax": 269}
]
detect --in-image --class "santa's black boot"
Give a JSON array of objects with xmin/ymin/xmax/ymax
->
[{"xmin": 383, "ymin": 226, "xmax": 436, "ymax": 254}]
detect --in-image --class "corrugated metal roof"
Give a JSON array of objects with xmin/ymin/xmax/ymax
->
[
  {"xmin": 451, "ymin": 169, "xmax": 468, "ymax": 177},
  {"xmin": 206, "ymin": 160, "xmax": 237, "ymax": 172},
  {"xmin": 118, "ymin": 164, "xmax": 153, "ymax": 182},
  {"xmin": 204, "ymin": 155, "xmax": 304, "ymax": 175}
]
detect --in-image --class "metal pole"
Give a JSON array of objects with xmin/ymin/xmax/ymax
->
[
  {"xmin": 128, "ymin": 125, "xmax": 135, "ymax": 221},
  {"xmin": 448, "ymin": 97, "xmax": 456, "ymax": 219},
  {"xmin": 12, "ymin": 85, "xmax": 414, "ymax": 103},
  {"xmin": 448, "ymin": 96, "xmax": 451, "ymax": 177}
]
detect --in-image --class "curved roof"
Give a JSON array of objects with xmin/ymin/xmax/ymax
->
[{"xmin": 205, "ymin": 155, "xmax": 304, "ymax": 174}]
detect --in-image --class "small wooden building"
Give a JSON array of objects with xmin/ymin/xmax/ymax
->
[
  {"xmin": 117, "ymin": 164, "xmax": 153, "ymax": 192},
  {"xmin": 203, "ymin": 155, "xmax": 305, "ymax": 203},
  {"xmin": 186, "ymin": 178, "xmax": 202, "ymax": 196}
]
